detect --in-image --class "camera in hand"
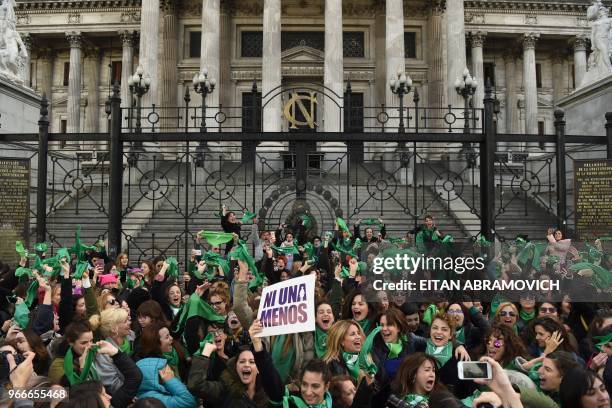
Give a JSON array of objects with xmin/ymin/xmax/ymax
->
[{"xmin": 386, "ymin": 394, "xmax": 428, "ymax": 408}]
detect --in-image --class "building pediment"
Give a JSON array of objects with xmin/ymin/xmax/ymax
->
[{"xmin": 281, "ymin": 45, "xmax": 324, "ymax": 63}]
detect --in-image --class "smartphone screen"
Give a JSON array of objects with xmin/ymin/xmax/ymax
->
[
  {"xmin": 96, "ymin": 258, "xmax": 105, "ymax": 269},
  {"xmin": 458, "ymin": 362, "xmax": 491, "ymax": 380}
]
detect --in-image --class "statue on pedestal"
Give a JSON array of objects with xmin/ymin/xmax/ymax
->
[
  {"xmin": 583, "ymin": 0, "xmax": 612, "ymax": 85},
  {"xmin": 0, "ymin": 0, "xmax": 28, "ymax": 84}
]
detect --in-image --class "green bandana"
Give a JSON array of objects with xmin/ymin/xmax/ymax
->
[
  {"xmin": 195, "ymin": 332, "xmax": 216, "ymax": 356},
  {"xmin": 24, "ymin": 279, "xmax": 39, "ymax": 308},
  {"xmin": 198, "ymin": 231, "xmax": 236, "ymax": 247},
  {"xmin": 64, "ymin": 346, "xmax": 100, "ymax": 385},
  {"xmin": 165, "ymin": 257, "xmax": 179, "ymax": 279},
  {"xmin": 69, "ymin": 226, "xmax": 97, "ymax": 262},
  {"xmin": 229, "ymin": 240, "xmax": 264, "ymax": 289},
  {"xmin": 519, "ymin": 309, "xmax": 535, "ymax": 323},
  {"xmin": 594, "ymin": 333, "xmax": 612, "ymax": 352},
  {"xmin": 358, "ymin": 326, "xmax": 379, "ymax": 376},
  {"xmin": 271, "ymin": 335, "xmax": 296, "ymax": 383},
  {"xmin": 331, "ymin": 242, "xmax": 357, "ymax": 258},
  {"xmin": 272, "ymin": 244, "xmax": 300, "ymax": 255},
  {"xmin": 336, "ymin": 218, "xmax": 351, "ymax": 235},
  {"xmin": 282, "ymin": 388, "xmax": 333, "ymax": 408},
  {"xmin": 357, "ymin": 318, "xmax": 371, "ymax": 335},
  {"xmin": 118, "ymin": 339, "xmax": 132, "ymax": 355},
  {"xmin": 300, "ymin": 214, "xmax": 313, "ymax": 228},
  {"xmin": 342, "ymin": 351, "xmax": 360, "ymax": 380},
  {"xmin": 201, "ymin": 251, "xmax": 230, "ymax": 277},
  {"xmin": 404, "ymin": 394, "xmax": 429, "ymax": 407},
  {"xmin": 175, "ymin": 293, "xmax": 225, "ymax": 334},
  {"xmin": 361, "ymin": 218, "xmax": 382, "ymax": 227},
  {"xmin": 426, "ymin": 339, "xmax": 453, "ymax": 367},
  {"xmin": 386, "ymin": 340, "xmax": 403, "ymax": 359},
  {"xmin": 240, "ymin": 210, "xmax": 257, "ymax": 224},
  {"xmin": 314, "ymin": 326, "xmax": 328, "ymax": 358},
  {"xmin": 455, "ymin": 326, "xmax": 465, "ymax": 345},
  {"xmin": 163, "ymin": 347, "xmax": 180, "ymax": 377},
  {"xmin": 14, "ymin": 302, "xmax": 30, "ymax": 329},
  {"xmin": 302, "ymin": 243, "xmax": 318, "ymax": 263}
]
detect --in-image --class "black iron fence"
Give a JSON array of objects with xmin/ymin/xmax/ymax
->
[{"xmin": 1, "ymin": 84, "xmax": 610, "ymax": 266}]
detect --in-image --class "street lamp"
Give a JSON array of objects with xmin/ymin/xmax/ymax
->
[
  {"xmin": 127, "ymin": 64, "xmax": 151, "ymax": 135},
  {"xmin": 454, "ymin": 68, "xmax": 478, "ymax": 134},
  {"xmin": 389, "ymin": 69, "xmax": 413, "ymax": 133},
  {"xmin": 455, "ymin": 68, "xmax": 479, "ymax": 167},
  {"xmin": 192, "ymin": 68, "xmax": 216, "ymax": 167}
]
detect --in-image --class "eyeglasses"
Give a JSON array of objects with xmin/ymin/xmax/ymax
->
[
  {"xmin": 499, "ymin": 311, "xmax": 517, "ymax": 317},
  {"xmin": 210, "ymin": 300, "xmax": 225, "ymax": 307},
  {"xmin": 447, "ymin": 310, "xmax": 464, "ymax": 315},
  {"xmin": 487, "ymin": 338, "xmax": 504, "ymax": 348},
  {"xmin": 539, "ymin": 307, "xmax": 557, "ymax": 313}
]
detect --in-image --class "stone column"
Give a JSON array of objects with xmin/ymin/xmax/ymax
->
[
  {"xmin": 522, "ymin": 33, "xmax": 539, "ymax": 139},
  {"xmin": 219, "ymin": 4, "xmax": 231, "ymax": 109},
  {"xmin": 200, "ymin": 0, "xmax": 220, "ymax": 111},
  {"xmin": 446, "ymin": 0, "xmax": 467, "ymax": 110},
  {"xmin": 262, "ymin": 0, "xmax": 282, "ymax": 132},
  {"xmin": 84, "ymin": 47, "xmax": 101, "ymax": 134},
  {"xmin": 160, "ymin": 0, "xmax": 179, "ymax": 130},
  {"xmin": 503, "ymin": 49, "xmax": 520, "ymax": 136},
  {"xmin": 427, "ymin": 0, "xmax": 446, "ymax": 113},
  {"xmin": 119, "ymin": 30, "xmax": 135, "ymax": 112},
  {"xmin": 37, "ymin": 48, "xmax": 54, "ymax": 130},
  {"xmin": 469, "ymin": 31, "xmax": 486, "ymax": 109},
  {"xmin": 66, "ymin": 31, "xmax": 83, "ymax": 135},
  {"xmin": 324, "ymin": 0, "xmax": 343, "ymax": 132},
  {"xmin": 21, "ymin": 33, "xmax": 33, "ymax": 87},
  {"xmin": 385, "ymin": 0, "xmax": 405, "ymax": 127},
  {"xmin": 139, "ymin": 0, "xmax": 160, "ymax": 107},
  {"xmin": 551, "ymin": 52, "xmax": 565, "ymax": 103},
  {"xmin": 571, "ymin": 35, "xmax": 588, "ymax": 88}
]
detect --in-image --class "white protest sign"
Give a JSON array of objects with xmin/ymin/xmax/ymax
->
[{"xmin": 254, "ymin": 273, "xmax": 316, "ymax": 337}]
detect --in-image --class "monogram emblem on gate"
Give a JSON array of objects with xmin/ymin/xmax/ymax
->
[{"xmin": 283, "ymin": 92, "xmax": 318, "ymax": 129}]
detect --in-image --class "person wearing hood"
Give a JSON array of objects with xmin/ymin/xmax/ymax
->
[{"xmin": 136, "ymin": 356, "xmax": 195, "ymax": 408}]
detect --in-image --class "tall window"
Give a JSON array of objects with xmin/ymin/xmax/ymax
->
[
  {"xmin": 343, "ymin": 32, "xmax": 365, "ymax": 58},
  {"xmin": 571, "ymin": 64, "xmax": 576, "ymax": 88},
  {"xmin": 189, "ymin": 31, "xmax": 201, "ymax": 58},
  {"xmin": 536, "ymin": 63, "xmax": 542, "ymax": 88},
  {"xmin": 241, "ymin": 92, "xmax": 262, "ymax": 132},
  {"xmin": 63, "ymin": 62, "xmax": 70, "ymax": 86},
  {"xmin": 538, "ymin": 121, "xmax": 545, "ymax": 135},
  {"xmin": 404, "ymin": 32, "xmax": 417, "ymax": 59},
  {"xmin": 343, "ymin": 92, "xmax": 364, "ymax": 132},
  {"xmin": 110, "ymin": 61, "xmax": 122, "ymax": 85},
  {"xmin": 483, "ymin": 63, "xmax": 496, "ymax": 87}
]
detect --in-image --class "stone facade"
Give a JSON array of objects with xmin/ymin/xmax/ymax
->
[{"xmin": 16, "ymin": 0, "xmax": 597, "ymax": 137}]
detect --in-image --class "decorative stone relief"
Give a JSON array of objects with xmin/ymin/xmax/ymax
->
[
  {"xmin": 120, "ymin": 11, "xmax": 141, "ymax": 23},
  {"xmin": 577, "ymin": 16, "xmax": 588, "ymax": 27},
  {"xmin": 343, "ymin": 2, "xmax": 382, "ymax": 17},
  {"xmin": 16, "ymin": 14, "xmax": 29, "ymax": 25},
  {"xmin": 67, "ymin": 13, "xmax": 81, "ymax": 24},
  {"xmin": 525, "ymin": 14, "xmax": 537, "ymax": 25},
  {"xmin": 465, "ymin": 12, "xmax": 484, "ymax": 24}
]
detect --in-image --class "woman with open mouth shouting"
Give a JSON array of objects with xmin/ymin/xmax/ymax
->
[
  {"xmin": 390, "ymin": 353, "xmax": 440, "ymax": 407},
  {"xmin": 425, "ymin": 312, "xmax": 476, "ymax": 399},
  {"xmin": 249, "ymin": 319, "xmax": 352, "ymax": 408},
  {"xmin": 314, "ymin": 302, "xmax": 335, "ymax": 358},
  {"xmin": 342, "ymin": 289, "xmax": 377, "ymax": 336}
]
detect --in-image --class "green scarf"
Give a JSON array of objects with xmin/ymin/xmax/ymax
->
[
  {"xmin": 64, "ymin": 346, "xmax": 100, "ymax": 385},
  {"xmin": 282, "ymin": 388, "xmax": 333, "ymax": 408},
  {"xmin": 163, "ymin": 347, "xmax": 180, "ymax": 377},
  {"xmin": 14, "ymin": 302, "xmax": 30, "ymax": 329},
  {"xmin": 195, "ymin": 332, "xmax": 216, "ymax": 356},
  {"xmin": 403, "ymin": 394, "xmax": 429, "ymax": 407},
  {"xmin": 314, "ymin": 326, "xmax": 328, "ymax": 358},
  {"xmin": 271, "ymin": 335, "xmax": 296, "ymax": 383},
  {"xmin": 386, "ymin": 340, "xmax": 403, "ymax": 359},
  {"xmin": 426, "ymin": 339, "xmax": 453, "ymax": 367},
  {"xmin": 520, "ymin": 309, "xmax": 535, "ymax": 323},
  {"xmin": 357, "ymin": 318, "xmax": 371, "ymax": 335},
  {"xmin": 118, "ymin": 338, "xmax": 132, "ymax": 355},
  {"xmin": 455, "ymin": 326, "xmax": 465, "ymax": 345},
  {"xmin": 175, "ymin": 293, "xmax": 226, "ymax": 334},
  {"xmin": 358, "ymin": 326, "xmax": 379, "ymax": 376},
  {"xmin": 229, "ymin": 240, "xmax": 264, "ymax": 289},
  {"xmin": 342, "ymin": 351, "xmax": 360, "ymax": 380}
]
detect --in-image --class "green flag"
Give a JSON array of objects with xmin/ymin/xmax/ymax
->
[
  {"xmin": 240, "ymin": 210, "xmax": 257, "ymax": 224},
  {"xmin": 14, "ymin": 302, "xmax": 30, "ymax": 329},
  {"xmin": 198, "ymin": 231, "xmax": 235, "ymax": 247},
  {"xmin": 336, "ymin": 217, "xmax": 351, "ymax": 235},
  {"xmin": 229, "ymin": 240, "xmax": 264, "ymax": 289},
  {"xmin": 69, "ymin": 226, "xmax": 97, "ymax": 262},
  {"xmin": 175, "ymin": 293, "xmax": 226, "ymax": 334}
]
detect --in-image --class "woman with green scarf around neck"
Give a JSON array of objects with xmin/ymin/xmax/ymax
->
[
  {"xmin": 251, "ymin": 319, "xmax": 337, "ymax": 408},
  {"xmin": 342, "ymin": 289, "xmax": 376, "ymax": 336},
  {"xmin": 315, "ymin": 302, "xmax": 335, "ymax": 358},
  {"xmin": 390, "ymin": 353, "xmax": 440, "ymax": 407},
  {"xmin": 136, "ymin": 321, "xmax": 189, "ymax": 380},
  {"xmin": 517, "ymin": 293, "xmax": 537, "ymax": 334},
  {"xmin": 446, "ymin": 302, "xmax": 490, "ymax": 350},
  {"xmin": 425, "ymin": 313, "xmax": 475, "ymax": 399},
  {"xmin": 493, "ymin": 302, "xmax": 520, "ymax": 335}
]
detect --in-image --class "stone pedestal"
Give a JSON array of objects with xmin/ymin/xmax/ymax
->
[
  {"xmin": 557, "ymin": 75, "xmax": 612, "ymax": 136},
  {"xmin": 0, "ymin": 79, "xmax": 42, "ymax": 133}
]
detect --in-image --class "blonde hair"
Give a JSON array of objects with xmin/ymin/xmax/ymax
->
[
  {"xmin": 322, "ymin": 320, "xmax": 365, "ymax": 364},
  {"xmin": 494, "ymin": 302, "xmax": 519, "ymax": 324},
  {"xmin": 97, "ymin": 291, "xmax": 117, "ymax": 312},
  {"xmin": 98, "ymin": 308, "xmax": 129, "ymax": 338}
]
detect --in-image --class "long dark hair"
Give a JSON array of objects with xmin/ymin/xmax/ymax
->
[
  {"xmin": 531, "ymin": 317, "xmax": 575, "ymax": 353},
  {"xmin": 481, "ymin": 324, "xmax": 530, "ymax": 366},
  {"xmin": 65, "ymin": 380, "xmax": 106, "ymax": 408},
  {"xmin": 560, "ymin": 368, "xmax": 606, "ymax": 408},
  {"xmin": 392, "ymin": 352, "xmax": 439, "ymax": 397},
  {"xmin": 342, "ymin": 288, "xmax": 377, "ymax": 324}
]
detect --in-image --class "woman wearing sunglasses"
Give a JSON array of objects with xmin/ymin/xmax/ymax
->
[
  {"xmin": 493, "ymin": 302, "xmax": 520, "ymax": 334},
  {"xmin": 480, "ymin": 324, "xmax": 530, "ymax": 371}
]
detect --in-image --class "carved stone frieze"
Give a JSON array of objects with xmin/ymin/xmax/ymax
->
[
  {"xmin": 67, "ymin": 13, "xmax": 81, "ymax": 24},
  {"xmin": 120, "ymin": 11, "xmax": 141, "ymax": 22},
  {"xmin": 16, "ymin": 14, "xmax": 30, "ymax": 25},
  {"xmin": 525, "ymin": 14, "xmax": 537, "ymax": 25},
  {"xmin": 465, "ymin": 12, "xmax": 484, "ymax": 24}
]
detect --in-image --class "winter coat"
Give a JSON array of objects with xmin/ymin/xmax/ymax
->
[{"xmin": 136, "ymin": 357, "xmax": 196, "ymax": 408}]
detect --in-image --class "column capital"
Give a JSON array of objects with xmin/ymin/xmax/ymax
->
[
  {"xmin": 469, "ymin": 30, "xmax": 487, "ymax": 48},
  {"xmin": 570, "ymin": 34, "xmax": 589, "ymax": 52},
  {"xmin": 119, "ymin": 30, "xmax": 137, "ymax": 47},
  {"xmin": 66, "ymin": 31, "xmax": 82, "ymax": 48},
  {"xmin": 522, "ymin": 32, "xmax": 539, "ymax": 50},
  {"xmin": 429, "ymin": 0, "xmax": 446, "ymax": 15},
  {"xmin": 160, "ymin": 0, "xmax": 179, "ymax": 14}
]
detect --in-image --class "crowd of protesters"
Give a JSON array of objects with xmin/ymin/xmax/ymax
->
[{"xmin": 0, "ymin": 206, "xmax": 611, "ymax": 408}]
